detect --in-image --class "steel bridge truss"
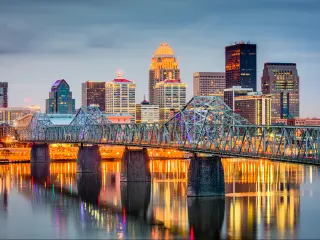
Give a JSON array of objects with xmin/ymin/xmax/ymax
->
[{"xmin": 16, "ymin": 96, "xmax": 320, "ymax": 163}]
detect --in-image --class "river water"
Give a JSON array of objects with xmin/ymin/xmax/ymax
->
[{"xmin": 0, "ymin": 158, "xmax": 319, "ymax": 239}]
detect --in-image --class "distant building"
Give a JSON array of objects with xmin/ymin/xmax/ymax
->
[
  {"xmin": 193, "ymin": 72, "xmax": 225, "ymax": 97},
  {"xmin": 136, "ymin": 98, "xmax": 159, "ymax": 123},
  {"xmin": 262, "ymin": 63, "xmax": 300, "ymax": 123},
  {"xmin": 225, "ymin": 42, "xmax": 256, "ymax": 107},
  {"xmin": 149, "ymin": 43, "xmax": 180, "ymax": 105},
  {"xmin": 0, "ymin": 106, "xmax": 40, "ymax": 125},
  {"xmin": 106, "ymin": 114, "xmax": 133, "ymax": 124},
  {"xmin": 276, "ymin": 118, "xmax": 320, "ymax": 126},
  {"xmin": 0, "ymin": 82, "xmax": 8, "ymax": 108},
  {"xmin": 224, "ymin": 86, "xmax": 253, "ymax": 111},
  {"xmin": 46, "ymin": 79, "xmax": 75, "ymax": 114},
  {"xmin": 154, "ymin": 77, "xmax": 187, "ymax": 122},
  {"xmin": 105, "ymin": 72, "xmax": 136, "ymax": 123},
  {"xmin": 0, "ymin": 123, "xmax": 15, "ymax": 141},
  {"xmin": 82, "ymin": 81, "xmax": 106, "ymax": 111},
  {"xmin": 235, "ymin": 92, "xmax": 272, "ymax": 125}
]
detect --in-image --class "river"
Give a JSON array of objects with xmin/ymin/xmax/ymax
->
[{"xmin": 0, "ymin": 158, "xmax": 319, "ymax": 239}]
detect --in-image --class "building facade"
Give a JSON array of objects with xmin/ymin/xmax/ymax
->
[
  {"xmin": 225, "ymin": 42, "xmax": 256, "ymax": 108},
  {"xmin": 193, "ymin": 72, "xmax": 225, "ymax": 97},
  {"xmin": 0, "ymin": 106, "xmax": 40, "ymax": 125},
  {"xmin": 261, "ymin": 63, "xmax": 300, "ymax": 123},
  {"xmin": 154, "ymin": 79, "xmax": 186, "ymax": 122},
  {"xmin": 82, "ymin": 81, "xmax": 105, "ymax": 111},
  {"xmin": 235, "ymin": 93, "xmax": 272, "ymax": 125},
  {"xmin": 46, "ymin": 79, "xmax": 75, "ymax": 114},
  {"xmin": 149, "ymin": 43, "xmax": 180, "ymax": 105},
  {"xmin": 0, "ymin": 82, "xmax": 8, "ymax": 108},
  {"xmin": 224, "ymin": 86, "xmax": 253, "ymax": 112},
  {"xmin": 136, "ymin": 99, "xmax": 159, "ymax": 123},
  {"xmin": 276, "ymin": 118, "xmax": 320, "ymax": 126},
  {"xmin": 105, "ymin": 72, "xmax": 136, "ymax": 122}
]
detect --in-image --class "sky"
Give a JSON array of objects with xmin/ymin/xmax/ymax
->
[{"xmin": 1, "ymin": 0, "xmax": 320, "ymax": 117}]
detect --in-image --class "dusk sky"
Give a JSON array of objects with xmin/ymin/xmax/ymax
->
[{"xmin": 1, "ymin": 0, "xmax": 320, "ymax": 117}]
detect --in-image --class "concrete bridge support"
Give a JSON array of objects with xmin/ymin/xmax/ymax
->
[
  {"xmin": 30, "ymin": 143, "xmax": 50, "ymax": 163},
  {"xmin": 188, "ymin": 197, "xmax": 225, "ymax": 238},
  {"xmin": 77, "ymin": 145, "xmax": 101, "ymax": 173},
  {"xmin": 120, "ymin": 147, "xmax": 151, "ymax": 182},
  {"xmin": 187, "ymin": 155, "xmax": 225, "ymax": 197}
]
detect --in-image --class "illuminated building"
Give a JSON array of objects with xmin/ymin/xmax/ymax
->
[
  {"xmin": 276, "ymin": 118, "xmax": 320, "ymax": 126},
  {"xmin": 105, "ymin": 72, "xmax": 136, "ymax": 123},
  {"xmin": 0, "ymin": 106, "xmax": 40, "ymax": 125},
  {"xmin": 46, "ymin": 79, "xmax": 75, "ymax": 114},
  {"xmin": 154, "ymin": 76, "xmax": 186, "ymax": 122},
  {"xmin": 261, "ymin": 63, "xmax": 300, "ymax": 123},
  {"xmin": 0, "ymin": 82, "xmax": 8, "ymax": 108},
  {"xmin": 224, "ymin": 86, "xmax": 253, "ymax": 112},
  {"xmin": 105, "ymin": 114, "xmax": 133, "ymax": 123},
  {"xmin": 149, "ymin": 43, "xmax": 180, "ymax": 105},
  {"xmin": 225, "ymin": 42, "xmax": 256, "ymax": 108},
  {"xmin": 193, "ymin": 72, "xmax": 225, "ymax": 97},
  {"xmin": 262, "ymin": 63, "xmax": 300, "ymax": 123},
  {"xmin": 235, "ymin": 92, "xmax": 272, "ymax": 125},
  {"xmin": 136, "ymin": 98, "xmax": 159, "ymax": 123},
  {"xmin": 82, "ymin": 81, "xmax": 105, "ymax": 111}
]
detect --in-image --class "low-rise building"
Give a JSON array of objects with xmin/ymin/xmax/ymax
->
[
  {"xmin": 136, "ymin": 98, "xmax": 159, "ymax": 123},
  {"xmin": 234, "ymin": 92, "xmax": 272, "ymax": 125},
  {"xmin": 0, "ymin": 106, "xmax": 40, "ymax": 125}
]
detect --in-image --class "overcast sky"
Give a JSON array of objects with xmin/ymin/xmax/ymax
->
[{"xmin": 1, "ymin": 0, "xmax": 320, "ymax": 116}]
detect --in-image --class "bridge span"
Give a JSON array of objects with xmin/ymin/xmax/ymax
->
[{"xmin": 12, "ymin": 96, "xmax": 320, "ymax": 196}]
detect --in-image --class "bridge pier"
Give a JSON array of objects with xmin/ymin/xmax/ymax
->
[
  {"xmin": 120, "ymin": 147, "xmax": 151, "ymax": 182},
  {"xmin": 77, "ymin": 145, "xmax": 101, "ymax": 173},
  {"xmin": 30, "ymin": 143, "xmax": 50, "ymax": 163},
  {"xmin": 187, "ymin": 155, "xmax": 225, "ymax": 197}
]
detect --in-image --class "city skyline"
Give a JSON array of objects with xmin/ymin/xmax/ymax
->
[{"xmin": 1, "ymin": 0, "xmax": 319, "ymax": 117}]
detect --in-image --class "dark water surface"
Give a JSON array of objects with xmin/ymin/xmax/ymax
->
[{"xmin": 0, "ymin": 159, "xmax": 319, "ymax": 239}]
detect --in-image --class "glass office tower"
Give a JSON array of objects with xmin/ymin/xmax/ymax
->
[{"xmin": 46, "ymin": 79, "xmax": 75, "ymax": 114}]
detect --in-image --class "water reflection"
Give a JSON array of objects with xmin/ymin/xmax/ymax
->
[{"xmin": 0, "ymin": 158, "xmax": 318, "ymax": 239}]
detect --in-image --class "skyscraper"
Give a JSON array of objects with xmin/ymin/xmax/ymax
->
[
  {"xmin": 82, "ymin": 81, "xmax": 105, "ymax": 111},
  {"xmin": 149, "ymin": 43, "xmax": 180, "ymax": 105},
  {"xmin": 105, "ymin": 72, "xmax": 136, "ymax": 122},
  {"xmin": 193, "ymin": 72, "xmax": 225, "ymax": 97},
  {"xmin": 0, "ymin": 82, "xmax": 8, "ymax": 108},
  {"xmin": 225, "ymin": 42, "xmax": 257, "ymax": 108},
  {"xmin": 46, "ymin": 79, "xmax": 75, "ymax": 114},
  {"xmin": 154, "ymin": 77, "xmax": 187, "ymax": 122},
  {"xmin": 261, "ymin": 63, "xmax": 300, "ymax": 123}
]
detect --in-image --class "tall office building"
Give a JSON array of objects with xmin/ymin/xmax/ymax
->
[
  {"xmin": 136, "ymin": 98, "xmax": 160, "ymax": 124},
  {"xmin": 82, "ymin": 81, "xmax": 105, "ymax": 111},
  {"xmin": 154, "ymin": 77, "xmax": 187, "ymax": 122},
  {"xmin": 0, "ymin": 82, "xmax": 8, "ymax": 108},
  {"xmin": 105, "ymin": 72, "xmax": 136, "ymax": 122},
  {"xmin": 235, "ymin": 92, "xmax": 272, "ymax": 125},
  {"xmin": 149, "ymin": 43, "xmax": 180, "ymax": 105},
  {"xmin": 46, "ymin": 79, "xmax": 75, "ymax": 114},
  {"xmin": 193, "ymin": 72, "xmax": 225, "ymax": 97},
  {"xmin": 261, "ymin": 63, "xmax": 299, "ymax": 123},
  {"xmin": 225, "ymin": 42, "xmax": 256, "ymax": 108},
  {"xmin": 224, "ymin": 86, "xmax": 253, "ymax": 112}
]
